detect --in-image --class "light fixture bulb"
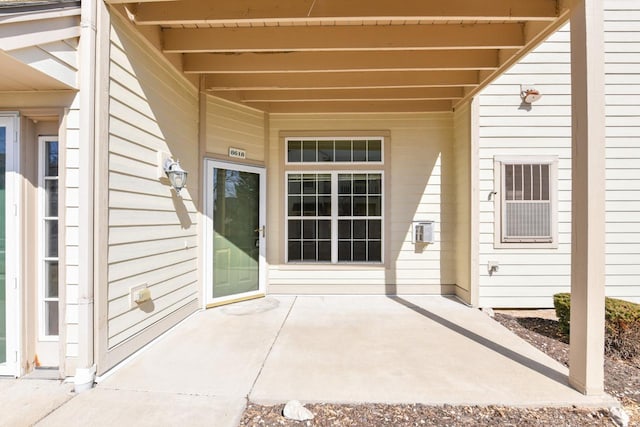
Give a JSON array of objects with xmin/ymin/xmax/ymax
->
[{"xmin": 163, "ymin": 158, "xmax": 188, "ymax": 195}]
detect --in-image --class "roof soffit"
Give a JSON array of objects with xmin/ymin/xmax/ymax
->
[{"xmin": 109, "ymin": 0, "xmax": 571, "ymax": 113}]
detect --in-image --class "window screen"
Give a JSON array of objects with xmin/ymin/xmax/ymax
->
[{"xmin": 502, "ymin": 163, "xmax": 552, "ymax": 242}]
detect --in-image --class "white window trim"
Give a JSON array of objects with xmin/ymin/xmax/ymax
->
[
  {"xmin": 284, "ymin": 136, "xmax": 385, "ymax": 166},
  {"xmin": 284, "ymin": 170, "xmax": 385, "ymax": 264},
  {"xmin": 493, "ymin": 155, "xmax": 559, "ymax": 249},
  {"xmin": 38, "ymin": 136, "xmax": 59, "ymax": 341}
]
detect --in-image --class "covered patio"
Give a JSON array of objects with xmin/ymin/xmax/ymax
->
[
  {"xmin": 3, "ymin": 0, "xmax": 605, "ymax": 398},
  {"xmin": 36, "ymin": 296, "xmax": 615, "ymax": 426},
  {"xmin": 91, "ymin": 0, "xmax": 607, "ymax": 395}
]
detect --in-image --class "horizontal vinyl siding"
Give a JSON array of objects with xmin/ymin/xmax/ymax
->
[
  {"xmin": 206, "ymin": 97, "xmax": 265, "ymax": 162},
  {"xmin": 478, "ymin": 23, "xmax": 572, "ymax": 308},
  {"xmin": 106, "ymin": 17, "xmax": 199, "ymax": 352},
  {"xmin": 605, "ymin": 0, "xmax": 640, "ymax": 304},
  {"xmin": 478, "ymin": 0, "xmax": 640, "ymax": 307},
  {"xmin": 267, "ymin": 113, "xmax": 455, "ymax": 294}
]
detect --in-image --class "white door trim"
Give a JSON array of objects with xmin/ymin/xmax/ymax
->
[
  {"xmin": 0, "ymin": 113, "xmax": 20, "ymax": 377},
  {"xmin": 203, "ymin": 159, "xmax": 266, "ymax": 307}
]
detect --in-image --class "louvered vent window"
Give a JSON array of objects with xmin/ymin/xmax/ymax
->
[{"xmin": 502, "ymin": 163, "xmax": 552, "ymax": 242}]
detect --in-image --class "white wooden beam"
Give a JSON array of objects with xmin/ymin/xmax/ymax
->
[
  {"xmin": 135, "ymin": 0, "xmax": 560, "ymax": 25},
  {"xmin": 0, "ymin": 6, "xmax": 80, "ymax": 25},
  {"xmin": 8, "ymin": 45, "xmax": 78, "ymax": 89},
  {"xmin": 183, "ymin": 50, "xmax": 499, "ymax": 74},
  {"xmin": 0, "ymin": 15, "xmax": 80, "ymax": 52},
  {"xmin": 205, "ymin": 70, "xmax": 479, "ymax": 90},
  {"xmin": 569, "ymin": 0, "xmax": 606, "ymax": 395},
  {"xmin": 163, "ymin": 24, "xmax": 525, "ymax": 53}
]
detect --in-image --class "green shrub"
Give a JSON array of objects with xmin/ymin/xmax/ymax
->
[
  {"xmin": 553, "ymin": 293, "xmax": 640, "ymax": 360},
  {"xmin": 605, "ymin": 297, "xmax": 640, "ymax": 359},
  {"xmin": 553, "ymin": 293, "xmax": 571, "ymax": 335}
]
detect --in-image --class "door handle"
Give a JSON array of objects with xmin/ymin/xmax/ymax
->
[{"xmin": 254, "ymin": 226, "xmax": 266, "ymax": 237}]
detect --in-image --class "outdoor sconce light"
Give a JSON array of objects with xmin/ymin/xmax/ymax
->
[
  {"xmin": 163, "ymin": 157, "xmax": 188, "ymax": 195},
  {"xmin": 520, "ymin": 85, "xmax": 542, "ymax": 104}
]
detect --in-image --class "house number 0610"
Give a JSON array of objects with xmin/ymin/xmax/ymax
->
[{"xmin": 229, "ymin": 147, "xmax": 246, "ymax": 159}]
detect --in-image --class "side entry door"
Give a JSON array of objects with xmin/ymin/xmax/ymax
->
[{"xmin": 204, "ymin": 160, "xmax": 266, "ymax": 307}]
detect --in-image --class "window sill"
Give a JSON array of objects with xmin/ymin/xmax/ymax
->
[
  {"xmin": 276, "ymin": 263, "xmax": 386, "ymax": 270},
  {"xmin": 493, "ymin": 242, "xmax": 559, "ymax": 249}
]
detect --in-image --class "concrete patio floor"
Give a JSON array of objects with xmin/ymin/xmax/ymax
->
[{"xmin": 3, "ymin": 296, "xmax": 618, "ymax": 426}]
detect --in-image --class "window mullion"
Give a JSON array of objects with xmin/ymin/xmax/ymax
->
[
  {"xmin": 539, "ymin": 164, "xmax": 543, "ymax": 200},
  {"xmin": 502, "ymin": 163, "xmax": 508, "ymax": 241},
  {"xmin": 519, "ymin": 164, "xmax": 524, "ymax": 201},
  {"xmin": 331, "ymin": 172, "xmax": 338, "ymax": 264}
]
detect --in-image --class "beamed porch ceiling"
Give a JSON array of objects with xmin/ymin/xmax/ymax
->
[{"xmin": 109, "ymin": 0, "xmax": 572, "ymax": 113}]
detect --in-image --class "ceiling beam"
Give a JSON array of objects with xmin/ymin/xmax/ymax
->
[
  {"xmin": 241, "ymin": 100, "xmax": 454, "ymax": 113},
  {"xmin": 105, "ymin": 0, "xmax": 175, "ymax": 3},
  {"xmin": 135, "ymin": 0, "xmax": 559, "ymax": 25},
  {"xmin": 209, "ymin": 87, "xmax": 466, "ymax": 102},
  {"xmin": 163, "ymin": 23, "xmax": 525, "ymax": 53},
  {"xmin": 183, "ymin": 50, "xmax": 499, "ymax": 74},
  {"xmin": 204, "ymin": 70, "xmax": 479, "ymax": 90}
]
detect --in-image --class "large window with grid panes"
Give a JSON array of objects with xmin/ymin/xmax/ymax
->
[{"xmin": 286, "ymin": 137, "xmax": 384, "ymax": 263}]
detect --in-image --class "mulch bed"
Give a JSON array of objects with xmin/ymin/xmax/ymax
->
[{"xmin": 239, "ymin": 311, "xmax": 639, "ymax": 426}]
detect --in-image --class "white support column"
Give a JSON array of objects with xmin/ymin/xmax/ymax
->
[
  {"xmin": 75, "ymin": 0, "xmax": 98, "ymax": 391},
  {"xmin": 569, "ymin": 0, "xmax": 606, "ymax": 395}
]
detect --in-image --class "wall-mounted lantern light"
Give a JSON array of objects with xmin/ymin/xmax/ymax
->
[
  {"xmin": 520, "ymin": 85, "xmax": 542, "ymax": 104},
  {"xmin": 163, "ymin": 157, "xmax": 188, "ymax": 195}
]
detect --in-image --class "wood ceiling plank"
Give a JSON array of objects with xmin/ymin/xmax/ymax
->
[
  {"xmin": 242, "ymin": 99, "xmax": 454, "ymax": 113},
  {"xmin": 135, "ymin": 0, "xmax": 559, "ymax": 25},
  {"xmin": 204, "ymin": 70, "xmax": 479, "ymax": 90},
  {"xmin": 209, "ymin": 87, "xmax": 466, "ymax": 102},
  {"xmin": 106, "ymin": 0, "xmax": 175, "ymax": 3},
  {"xmin": 163, "ymin": 23, "xmax": 525, "ymax": 52},
  {"xmin": 183, "ymin": 50, "xmax": 499, "ymax": 73}
]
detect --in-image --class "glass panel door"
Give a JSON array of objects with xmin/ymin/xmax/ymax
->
[
  {"xmin": 0, "ymin": 125, "xmax": 6, "ymax": 367},
  {"xmin": 205, "ymin": 160, "xmax": 266, "ymax": 306},
  {"xmin": 0, "ymin": 115, "xmax": 18, "ymax": 376}
]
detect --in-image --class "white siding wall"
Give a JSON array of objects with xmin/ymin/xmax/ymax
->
[
  {"xmin": 478, "ymin": 0, "xmax": 640, "ymax": 307},
  {"xmin": 206, "ymin": 96, "xmax": 266, "ymax": 161},
  {"xmin": 605, "ymin": 1, "xmax": 640, "ymax": 303},
  {"xmin": 106, "ymin": 17, "xmax": 199, "ymax": 352},
  {"xmin": 266, "ymin": 113, "xmax": 456, "ymax": 294}
]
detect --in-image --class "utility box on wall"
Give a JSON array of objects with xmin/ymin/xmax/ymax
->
[{"xmin": 413, "ymin": 221, "xmax": 435, "ymax": 244}]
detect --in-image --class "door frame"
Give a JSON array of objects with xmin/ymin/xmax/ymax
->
[
  {"xmin": 203, "ymin": 158, "xmax": 266, "ymax": 308},
  {"xmin": 0, "ymin": 113, "xmax": 20, "ymax": 377}
]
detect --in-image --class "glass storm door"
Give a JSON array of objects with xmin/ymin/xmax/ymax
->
[
  {"xmin": 0, "ymin": 116, "xmax": 18, "ymax": 376},
  {"xmin": 205, "ymin": 160, "xmax": 266, "ymax": 306}
]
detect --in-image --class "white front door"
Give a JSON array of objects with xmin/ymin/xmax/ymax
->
[
  {"xmin": 204, "ymin": 160, "xmax": 266, "ymax": 307},
  {"xmin": 0, "ymin": 115, "xmax": 20, "ymax": 376}
]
